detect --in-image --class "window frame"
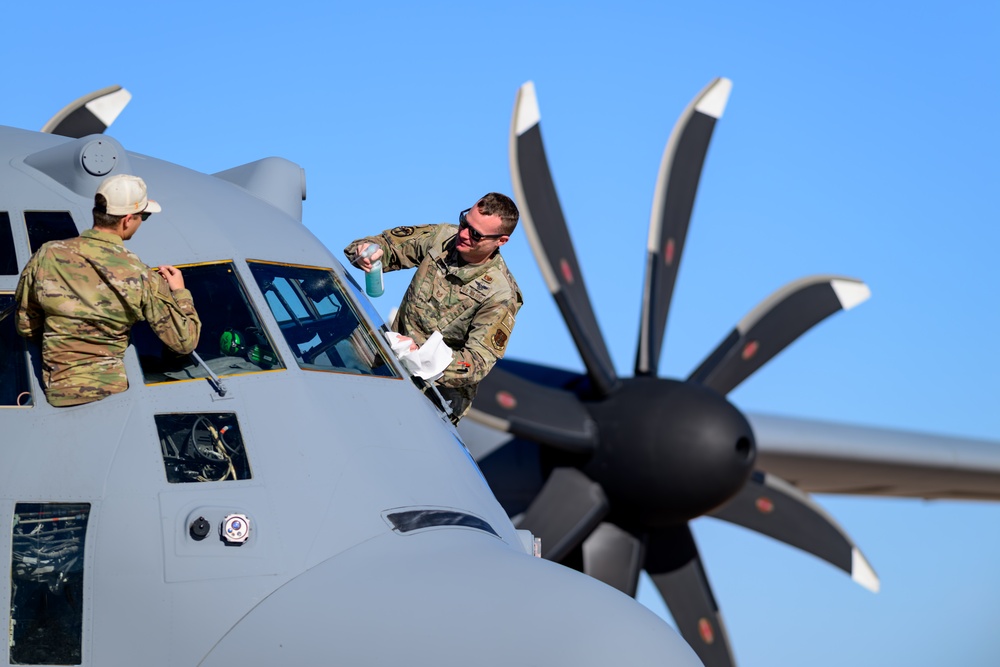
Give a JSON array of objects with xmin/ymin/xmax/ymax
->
[
  {"xmin": 135, "ymin": 259, "xmax": 286, "ymax": 387},
  {"xmin": 246, "ymin": 259, "xmax": 401, "ymax": 379}
]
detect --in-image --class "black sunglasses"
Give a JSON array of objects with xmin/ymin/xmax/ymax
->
[
  {"xmin": 139, "ymin": 212, "xmax": 152, "ymax": 221},
  {"xmin": 459, "ymin": 208, "xmax": 505, "ymax": 242}
]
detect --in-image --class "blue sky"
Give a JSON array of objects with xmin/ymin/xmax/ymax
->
[{"xmin": 4, "ymin": 2, "xmax": 999, "ymax": 665}]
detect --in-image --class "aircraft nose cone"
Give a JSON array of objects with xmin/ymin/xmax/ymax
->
[{"xmin": 198, "ymin": 530, "xmax": 701, "ymax": 666}]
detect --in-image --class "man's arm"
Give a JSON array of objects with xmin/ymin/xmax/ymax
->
[
  {"xmin": 14, "ymin": 254, "xmax": 43, "ymax": 339},
  {"xmin": 141, "ymin": 268, "xmax": 201, "ymax": 355},
  {"xmin": 435, "ymin": 299, "xmax": 518, "ymax": 389},
  {"xmin": 343, "ymin": 225, "xmax": 442, "ymax": 273}
]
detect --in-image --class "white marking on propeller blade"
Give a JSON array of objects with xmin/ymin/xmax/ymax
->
[
  {"xmin": 514, "ymin": 81, "xmax": 540, "ymax": 136},
  {"xmin": 85, "ymin": 87, "xmax": 132, "ymax": 127},
  {"xmin": 733, "ymin": 275, "xmax": 867, "ymax": 334},
  {"xmin": 851, "ymin": 548, "xmax": 881, "ymax": 593},
  {"xmin": 647, "ymin": 77, "xmax": 732, "ymax": 254},
  {"xmin": 831, "ymin": 279, "xmax": 871, "ymax": 310},
  {"xmin": 510, "ymin": 81, "xmax": 559, "ymax": 294},
  {"xmin": 694, "ymin": 77, "xmax": 732, "ymax": 119}
]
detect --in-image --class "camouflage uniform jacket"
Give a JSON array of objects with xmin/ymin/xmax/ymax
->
[
  {"xmin": 15, "ymin": 228, "xmax": 201, "ymax": 407},
  {"xmin": 345, "ymin": 224, "xmax": 522, "ymax": 421}
]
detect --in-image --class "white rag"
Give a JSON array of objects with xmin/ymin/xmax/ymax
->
[{"xmin": 384, "ymin": 331, "xmax": 454, "ymax": 382}]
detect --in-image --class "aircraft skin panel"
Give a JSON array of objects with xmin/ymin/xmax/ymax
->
[
  {"xmin": 749, "ymin": 412, "xmax": 1000, "ymax": 500},
  {"xmin": 0, "ymin": 126, "xmax": 332, "ymax": 277},
  {"xmin": 197, "ymin": 528, "xmax": 704, "ymax": 667},
  {"xmin": 2, "ymin": 358, "xmax": 519, "ymax": 664}
]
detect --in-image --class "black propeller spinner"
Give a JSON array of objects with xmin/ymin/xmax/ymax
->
[{"xmin": 468, "ymin": 79, "xmax": 875, "ymax": 667}]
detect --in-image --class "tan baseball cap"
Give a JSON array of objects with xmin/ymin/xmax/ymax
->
[{"xmin": 96, "ymin": 174, "xmax": 162, "ymax": 216}]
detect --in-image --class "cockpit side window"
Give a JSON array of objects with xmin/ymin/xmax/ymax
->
[
  {"xmin": 133, "ymin": 261, "xmax": 285, "ymax": 384},
  {"xmin": 1, "ymin": 212, "xmax": 17, "ymax": 275},
  {"xmin": 247, "ymin": 261, "xmax": 397, "ymax": 377},
  {"xmin": 0, "ymin": 294, "xmax": 32, "ymax": 407},
  {"xmin": 23, "ymin": 211, "xmax": 78, "ymax": 254}
]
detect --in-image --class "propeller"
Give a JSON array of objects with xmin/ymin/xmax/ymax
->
[
  {"xmin": 41, "ymin": 85, "xmax": 131, "ymax": 138},
  {"xmin": 467, "ymin": 79, "xmax": 875, "ymax": 667}
]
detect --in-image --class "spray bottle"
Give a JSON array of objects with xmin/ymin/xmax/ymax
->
[{"xmin": 359, "ymin": 243, "xmax": 384, "ymax": 298}]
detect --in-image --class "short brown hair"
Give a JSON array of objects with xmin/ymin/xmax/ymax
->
[
  {"xmin": 475, "ymin": 193, "xmax": 519, "ymax": 235},
  {"xmin": 93, "ymin": 193, "xmax": 126, "ymax": 229}
]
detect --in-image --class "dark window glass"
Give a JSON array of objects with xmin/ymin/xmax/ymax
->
[
  {"xmin": 155, "ymin": 413, "xmax": 252, "ymax": 483},
  {"xmin": 134, "ymin": 261, "xmax": 284, "ymax": 384},
  {"xmin": 1, "ymin": 212, "xmax": 17, "ymax": 275},
  {"xmin": 23, "ymin": 211, "xmax": 79, "ymax": 254},
  {"xmin": 10, "ymin": 502, "xmax": 90, "ymax": 665},
  {"xmin": 0, "ymin": 294, "xmax": 32, "ymax": 407},
  {"xmin": 386, "ymin": 509, "xmax": 498, "ymax": 537},
  {"xmin": 247, "ymin": 262, "xmax": 396, "ymax": 377}
]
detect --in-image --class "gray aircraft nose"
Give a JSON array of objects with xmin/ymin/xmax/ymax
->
[{"xmin": 198, "ymin": 528, "xmax": 702, "ymax": 666}]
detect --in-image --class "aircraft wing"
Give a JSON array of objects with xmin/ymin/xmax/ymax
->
[{"xmin": 748, "ymin": 413, "xmax": 1000, "ymax": 501}]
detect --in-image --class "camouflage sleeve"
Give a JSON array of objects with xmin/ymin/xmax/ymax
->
[
  {"xmin": 435, "ymin": 297, "xmax": 518, "ymax": 389},
  {"xmin": 343, "ymin": 225, "xmax": 440, "ymax": 273},
  {"xmin": 140, "ymin": 270, "xmax": 202, "ymax": 355},
  {"xmin": 14, "ymin": 252, "xmax": 43, "ymax": 339}
]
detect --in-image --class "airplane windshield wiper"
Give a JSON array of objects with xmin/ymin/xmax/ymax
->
[{"xmin": 190, "ymin": 350, "xmax": 227, "ymax": 397}]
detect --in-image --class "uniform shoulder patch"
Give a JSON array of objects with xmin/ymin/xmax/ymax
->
[
  {"xmin": 491, "ymin": 329, "xmax": 508, "ymax": 352},
  {"xmin": 391, "ymin": 226, "xmax": 416, "ymax": 238},
  {"xmin": 487, "ymin": 310, "xmax": 516, "ymax": 354}
]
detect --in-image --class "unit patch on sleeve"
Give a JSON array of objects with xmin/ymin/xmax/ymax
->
[
  {"xmin": 390, "ymin": 226, "xmax": 416, "ymax": 238},
  {"xmin": 487, "ymin": 311, "xmax": 516, "ymax": 354}
]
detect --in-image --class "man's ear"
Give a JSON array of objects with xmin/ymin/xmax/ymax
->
[
  {"xmin": 497, "ymin": 236, "xmax": 509, "ymax": 247},
  {"xmin": 119, "ymin": 214, "xmax": 137, "ymax": 236}
]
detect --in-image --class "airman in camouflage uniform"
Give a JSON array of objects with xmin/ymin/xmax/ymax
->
[
  {"xmin": 15, "ymin": 174, "xmax": 201, "ymax": 407},
  {"xmin": 346, "ymin": 193, "xmax": 522, "ymax": 422}
]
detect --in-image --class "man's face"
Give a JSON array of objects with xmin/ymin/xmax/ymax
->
[
  {"xmin": 121, "ymin": 213, "xmax": 145, "ymax": 240},
  {"xmin": 455, "ymin": 205, "xmax": 508, "ymax": 263}
]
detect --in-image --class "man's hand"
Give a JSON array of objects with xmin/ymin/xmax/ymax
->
[
  {"xmin": 158, "ymin": 265, "xmax": 185, "ymax": 291},
  {"xmin": 397, "ymin": 334, "xmax": 419, "ymax": 352},
  {"xmin": 354, "ymin": 243, "xmax": 384, "ymax": 272}
]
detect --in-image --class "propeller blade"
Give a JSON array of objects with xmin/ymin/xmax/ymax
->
[
  {"xmin": 709, "ymin": 470, "xmax": 880, "ymax": 592},
  {"xmin": 41, "ymin": 85, "xmax": 132, "ymax": 138},
  {"xmin": 468, "ymin": 365, "xmax": 598, "ymax": 455},
  {"xmin": 518, "ymin": 467, "xmax": 609, "ymax": 562},
  {"xmin": 688, "ymin": 275, "xmax": 870, "ymax": 395},
  {"xmin": 582, "ymin": 522, "xmax": 644, "ymax": 596},
  {"xmin": 510, "ymin": 81, "xmax": 619, "ymax": 397},
  {"xmin": 646, "ymin": 525, "xmax": 736, "ymax": 667},
  {"xmin": 493, "ymin": 357, "xmax": 587, "ymax": 391},
  {"xmin": 636, "ymin": 77, "xmax": 732, "ymax": 377}
]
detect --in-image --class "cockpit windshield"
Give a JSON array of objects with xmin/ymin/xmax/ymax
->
[
  {"xmin": 247, "ymin": 261, "xmax": 397, "ymax": 377},
  {"xmin": 134, "ymin": 261, "xmax": 284, "ymax": 384}
]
